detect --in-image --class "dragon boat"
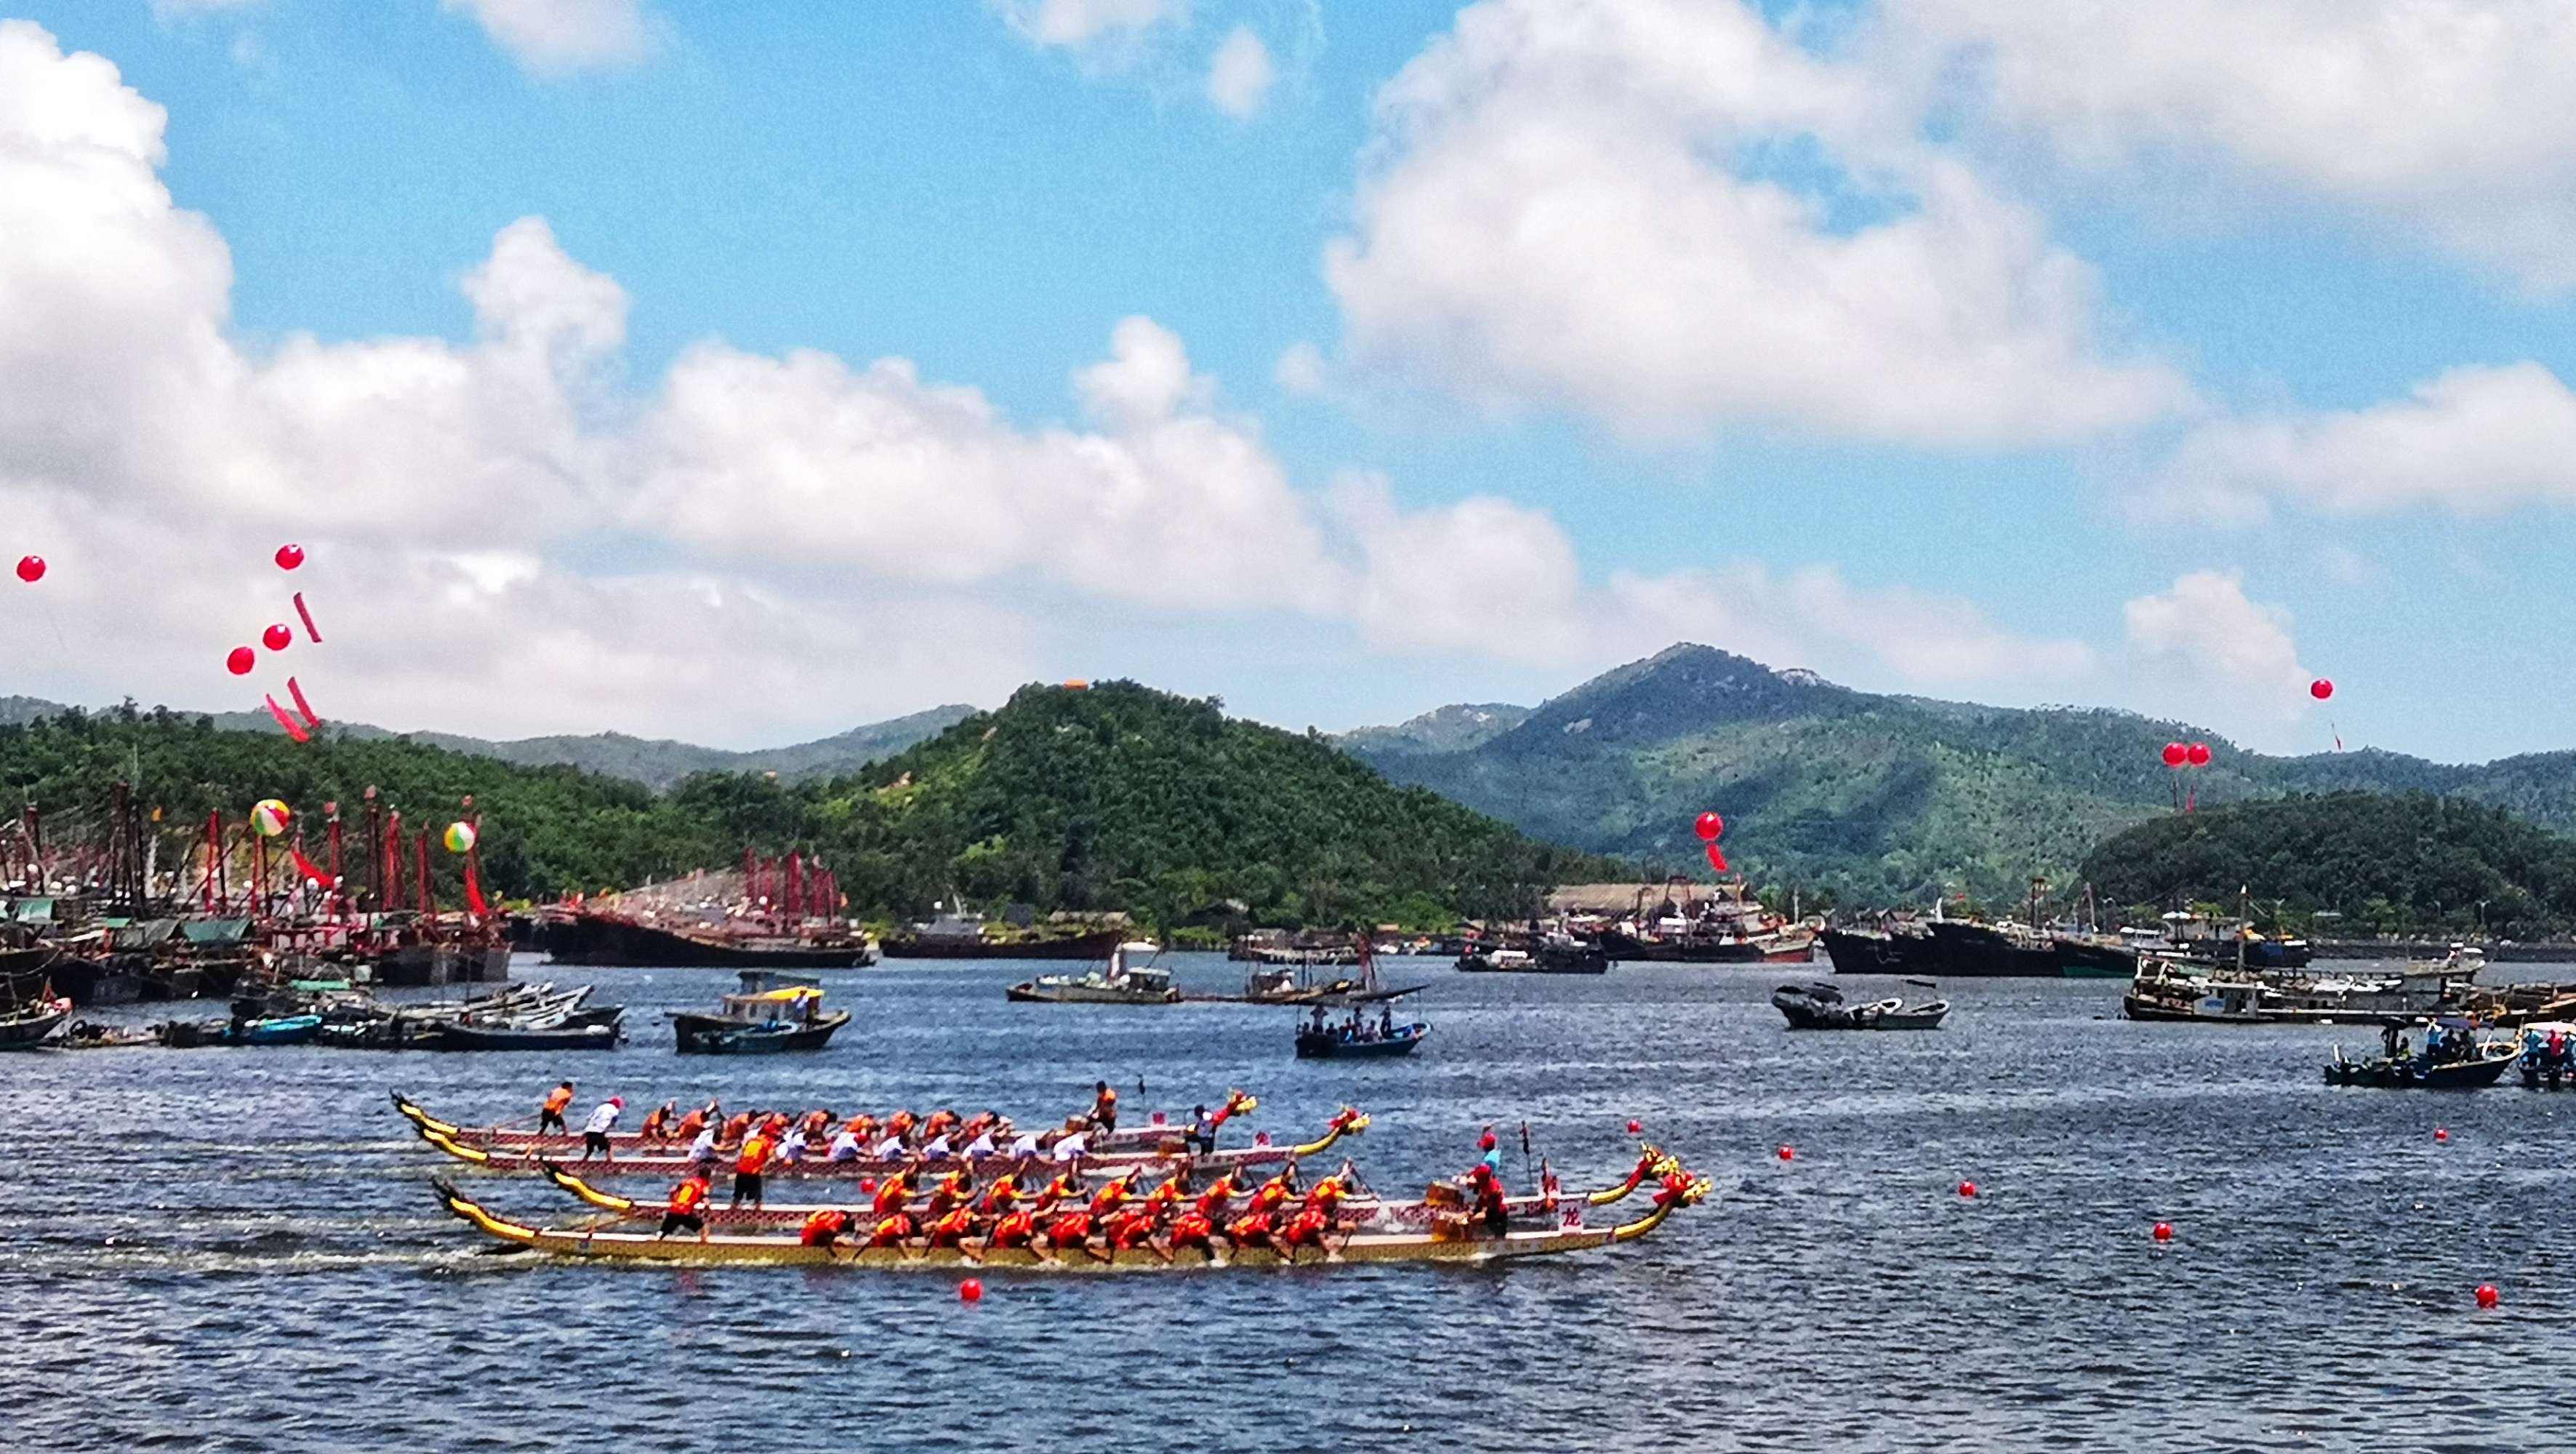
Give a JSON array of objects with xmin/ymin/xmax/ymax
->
[
  {"xmin": 530, "ymin": 1143, "xmax": 1680, "ymax": 1232},
  {"xmin": 389, "ymin": 1089, "xmax": 1259, "ymax": 1160},
  {"xmin": 429, "ymin": 1168, "xmax": 1709, "ymax": 1269},
  {"xmin": 410, "ymin": 1106, "xmax": 1368, "ymax": 1181}
]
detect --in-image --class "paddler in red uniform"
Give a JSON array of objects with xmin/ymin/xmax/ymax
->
[
  {"xmin": 1469, "ymin": 1163, "xmax": 1509, "ymax": 1237},
  {"xmin": 1086, "ymin": 1167, "xmax": 1144, "ymax": 1221},
  {"xmin": 1225, "ymin": 1170, "xmax": 1296, "ymax": 1255},
  {"xmin": 658, "ymin": 1170, "xmax": 712, "ymax": 1242},
  {"xmin": 537, "ymin": 1081, "xmax": 575, "ymax": 1136},
  {"xmin": 1089, "ymin": 1081, "xmax": 1119, "ymax": 1135},
  {"xmin": 731, "ymin": 1126, "xmax": 774, "ymax": 1209},
  {"xmin": 926, "ymin": 1202, "xmax": 979, "ymax": 1257},
  {"xmin": 1041, "ymin": 1205, "xmax": 1096, "ymax": 1261},
  {"xmin": 989, "ymin": 1206, "xmax": 1041, "ymax": 1255},
  {"xmin": 720, "ymin": 1110, "xmax": 753, "ymax": 1146},
  {"xmin": 639, "ymin": 1101, "xmax": 677, "ymax": 1143},
  {"xmin": 1279, "ymin": 1171, "xmax": 1350, "ymax": 1258},
  {"xmin": 925, "ymin": 1167, "xmax": 976, "ymax": 1220},
  {"xmin": 1106, "ymin": 1177, "xmax": 1182, "ymax": 1263},
  {"xmin": 978, "ymin": 1161, "xmax": 1031, "ymax": 1216},
  {"xmin": 867, "ymin": 1210, "xmax": 915, "ymax": 1253},
  {"xmin": 801, "ymin": 1208, "xmax": 851, "ymax": 1258},
  {"xmin": 871, "ymin": 1168, "xmax": 914, "ymax": 1221}
]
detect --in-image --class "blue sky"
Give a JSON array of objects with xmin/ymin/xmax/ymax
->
[{"xmin": 7, "ymin": 1, "xmax": 2576, "ymax": 762}]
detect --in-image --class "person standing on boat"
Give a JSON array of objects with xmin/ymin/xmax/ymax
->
[
  {"xmin": 538, "ymin": 1082, "xmax": 575, "ymax": 1136},
  {"xmin": 1090, "ymin": 1081, "xmax": 1119, "ymax": 1135},
  {"xmin": 686, "ymin": 1120, "xmax": 721, "ymax": 1168},
  {"xmin": 1187, "ymin": 1104, "xmax": 1219, "ymax": 1155},
  {"xmin": 579, "ymin": 1096, "xmax": 624, "ymax": 1162},
  {"xmin": 1477, "ymin": 1126, "xmax": 1504, "ymax": 1179},
  {"xmin": 659, "ymin": 1170, "xmax": 711, "ymax": 1242},
  {"xmin": 731, "ymin": 1125, "xmax": 774, "ymax": 1209}
]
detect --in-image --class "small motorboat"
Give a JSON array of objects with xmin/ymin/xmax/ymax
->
[
  {"xmin": 670, "ymin": 973, "xmax": 850, "ymax": 1054},
  {"xmin": 2325, "ymin": 1020, "xmax": 2519, "ymax": 1088},
  {"xmin": 1293, "ymin": 991, "xmax": 1430, "ymax": 1059},
  {"xmin": 1006, "ymin": 941, "xmax": 1183, "ymax": 1005},
  {"xmin": 2515, "ymin": 1021, "xmax": 2572, "ymax": 1089},
  {"xmin": 61, "ymin": 1021, "xmax": 166, "ymax": 1050},
  {"xmin": 218, "ymin": 1013, "xmax": 324, "ymax": 1046},
  {"xmin": 0, "ymin": 994, "xmax": 73, "ymax": 1050},
  {"xmin": 1772, "ymin": 982, "xmax": 1949, "ymax": 1031}
]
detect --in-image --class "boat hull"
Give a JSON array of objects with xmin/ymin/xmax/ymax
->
[
  {"xmin": 673, "ymin": 1010, "xmax": 850, "ymax": 1054},
  {"xmin": 538, "ymin": 913, "xmax": 872, "ymax": 970},
  {"xmin": 0, "ymin": 1000, "xmax": 72, "ymax": 1049},
  {"xmin": 1005, "ymin": 982, "xmax": 1181, "ymax": 1005},
  {"xmin": 422, "ymin": 1023, "xmax": 623, "ymax": 1052},
  {"xmin": 883, "ymin": 929, "xmax": 1125, "ymax": 960},
  {"xmin": 1295, "ymin": 1025, "xmax": 1428, "ymax": 1058},
  {"xmin": 2324, "ymin": 1051, "xmax": 2515, "ymax": 1088}
]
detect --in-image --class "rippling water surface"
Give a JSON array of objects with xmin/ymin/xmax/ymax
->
[{"xmin": 5, "ymin": 952, "xmax": 2571, "ymax": 1452}]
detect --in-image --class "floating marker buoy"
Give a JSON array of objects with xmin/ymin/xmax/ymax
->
[
  {"xmin": 2476, "ymin": 1283, "xmax": 2499, "ymax": 1309},
  {"xmin": 1958, "ymin": 1181, "xmax": 1978, "ymax": 1198},
  {"xmin": 2152, "ymin": 1221, "xmax": 2174, "ymax": 1242},
  {"xmin": 858, "ymin": 1178, "xmax": 876, "ymax": 1194},
  {"xmin": 1776, "ymin": 1145, "xmax": 1794, "ymax": 1162},
  {"xmin": 1626, "ymin": 1120, "xmax": 1642, "ymax": 1134},
  {"xmin": 2436, "ymin": 1128, "xmax": 2450, "ymax": 1143},
  {"xmin": 960, "ymin": 1278, "xmax": 984, "ymax": 1303}
]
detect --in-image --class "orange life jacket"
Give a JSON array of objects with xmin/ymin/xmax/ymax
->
[
  {"xmin": 800, "ymin": 1210, "xmax": 848, "ymax": 1245},
  {"xmin": 542, "ymin": 1087, "xmax": 574, "ymax": 1114},
  {"xmin": 736, "ymin": 1134, "xmax": 772, "ymax": 1176},
  {"xmin": 670, "ymin": 1178, "xmax": 708, "ymax": 1214},
  {"xmin": 721, "ymin": 1114, "xmax": 753, "ymax": 1142},
  {"xmin": 872, "ymin": 1175, "xmax": 910, "ymax": 1217},
  {"xmin": 675, "ymin": 1110, "xmax": 707, "ymax": 1138}
]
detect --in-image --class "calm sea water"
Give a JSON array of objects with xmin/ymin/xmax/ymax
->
[{"xmin": 4, "ymin": 952, "xmax": 2570, "ymax": 1453}]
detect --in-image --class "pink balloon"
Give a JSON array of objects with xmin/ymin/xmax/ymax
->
[
  {"xmin": 225, "ymin": 646, "xmax": 255, "ymax": 676},
  {"xmin": 275, "ymin": 543, "xmax": 305, "ymax": 571},
  {"xmin": 263, "ymin": 623, "xmax": 292, "ymax": 651},
  {"xmin": 14, "ymin": 555, "xmax": 43, "ymax": 584}
]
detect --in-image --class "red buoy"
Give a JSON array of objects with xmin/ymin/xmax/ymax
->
[
  {"xmin": 2436, "ymin": 1128, "xmax": 2450, "ymax": 1143},
  {"xmin": 857, "ymin": 1178, "xmax": 876, "ymax": 1194},
  {"xmin": 959, "ymin": 1278, "xmax": 984, "ymax": 1303},
  {"xmin": 1626, "ymin": 1120, "xmax": 1642, "ymax": 1135},
  {"xmin": 1776, "ymin": 1145, "xmax": 1794, "ymax": 1162},
  {"xmin": 1958, "ymin": 1180, "xmax": 1977, "ymax": 1198},
  {"xmin": 2152, "ymin": 1221, "xmax": 2174, "ymax": 1242},
  {"xmin": 2475, "ymin": 1283, "xmax": 2499, "ymax": 1309}
]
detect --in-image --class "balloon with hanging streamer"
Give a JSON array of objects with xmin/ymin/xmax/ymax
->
[
  {"xmin": 250, "ymin": 799, "xmax": 292, "ymax": 838},
  {"xmin": 2186, "ymin": 742, "xmax": 2212, "ymax": 767},
  {"xmin": 2160, "ymin": 742, "xmax": 2186, "ymax": 768}
]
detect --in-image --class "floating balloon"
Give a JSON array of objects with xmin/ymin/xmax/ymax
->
[
  {"xmin": 250, "ymin": 799, "xmax": 292, "ymax": 838},
  {"xmin": 2186, "ymin": 742, "xmax": 2212, "ymax": 767},
  {"xmin": 14, "ymin": 555, "xmax": 42, "ymax": 584},
  {"xmin": 2160, "ymin": 742, "xmax": 2187, "ymax": 768},
  {"xmin": 2310, "ymin": 678, "xmax": 2334, "ymax": 701},
  {"xmin": 1958, "ymin": 1180, "xmax": 1978, "ymax": 1199},
  {"xmin": 276, "ymin": 543, "xmax": 304, "ymax": 571},
  {"xmin": 226, "ymin": 646, "xmax": 255, "ymax": 676},
  {"xmin": 959, "ymin": 1278, "xmax": 984, "ymax": 1303},
  {"xmin": 445, "ymin": 821, "xmax": 477, "ymax": 853},
  {"xmin": 2476, "ymin": 1283, "xmax": 2499, "ymax": 1309},
  {"xmin": 1694, "ymin": 811, "xmax": 1725, "ymax": 843},
  {"xmin": 263, "ymin": 623, "xmax": 292, "ymax": 651},
  {"xmin": 2152, "ymin": 1221, "xmax": 2174, "ymax": 1242}
]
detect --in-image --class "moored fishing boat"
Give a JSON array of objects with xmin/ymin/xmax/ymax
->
[
  {"xmin": 428, "ymin": 1163, "xmax": 1708, "ymax": 1269},
  {"xmin": 217, "ymin": 1013, "xmax": 323, "ymax": 1045},
  {"xmin": 0, "ymin": 992, "xmax": 73, "ymax": 1049},
  {"xmin": 670, "ymin": 973, "xmax": 850, "ymax": 1054},
  {"xmin": 411, "ymin": 1105, "xmax": 1371, "ymax": 1178},
  {"xmin": 1006, "ymin": 942, "xmax": 1181, "ymax": 1005},
  {"xmin": 1770, "ymin": 982, "xmax": 1947, "ymax": 1030}
]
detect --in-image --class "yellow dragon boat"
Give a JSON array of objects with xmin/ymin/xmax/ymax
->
[{"xmin": 430, "ymin": 1170, "xmax": 1709, "ymax": 1269}]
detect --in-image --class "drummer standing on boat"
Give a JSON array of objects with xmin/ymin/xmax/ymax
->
[
  {"xmin": 1090, "ymin": 1081, "xmax": 1119, "ymax": 1134},
  {"xmin": 732, "ymin": 1125, "xmax": 775, "ymax": 1208}
]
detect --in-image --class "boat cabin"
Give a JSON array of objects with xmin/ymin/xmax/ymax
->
[{"xmin": 718, "ymin": 984, "xmax": 827, "ymax": 1026}]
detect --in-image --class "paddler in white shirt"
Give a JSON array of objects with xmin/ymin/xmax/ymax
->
[
  {"xmin": 920, "ymin": 1130, "xmax": 954, "ymax": 1162},
  {"xmin": 963, "ymin": 1120, "xmax": 1002, "ymax": 1159},
  {"xmin": 1006, "ymin": 1127, "xmax": 1043, "ymax": 1159},
  {"xmin": 579, "ymin": 1097, "xmax": 624, "ymax": 1162},
  {"xmin": 686, "ymin": 1123, "xmax": 721, "ymax": 1166},
  {"xmin": 827, "ymin": 1125, "xmax": 864, "ymax": 1162},
  {"xmin": 872, "ymin": 1130, "xmax": 909, "ymax": 1161},
  {"xmin": 1051, "ymin": 1128, "xmax": 1090, "ymax": 1163}
]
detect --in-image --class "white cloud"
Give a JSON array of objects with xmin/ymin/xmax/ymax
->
[
  {"xmin": 440, "ymin": 0, "xmax": 647, "ymax": 74},
  {"xmin": 1273, "ymin": 341, "xmax": 1327, "ymax": 396},
  {"xmin": 0, "ymin": 19, "xmax": 2114, "ymax": 744},
  {"xmin": 991, "ymin": 0, "xmax": 1187, "ymax": 54},
  {"xmin": 2122, "ymin": 571, "xmax": 2311, "ymax": 720},
  {"xmin": 1888, "ymin": 0, "xmax": 2576, "ymax": 292},
  {"xmin": 2147, "ymin": 363, "xmax": 2576, "ymax": 525},
  {"xmin": 1323, "ymin": 0, "xmax": 2192, "ymax": 446},
  {"xmin": 1205, "ymin": 25, "xmax": 1275, "ymax": 119}
]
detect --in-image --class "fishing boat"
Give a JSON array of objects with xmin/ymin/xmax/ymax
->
[
  {"xmin": 1006, "ymin": 942, "xmax": 1182, "ymax": 1005},
  {"xmin": 427, "ymin": 1162, "xmax": 1708, "ymax": 1269},
  {"xmin": 1456, "ymin": 935, "xmax": 1607, "ymax": 973},
  {"xmin": 2324, "ymin": 1040, "xmax": 2518, "ymax": 1088},
  {"xmin": 1293, "ymin": 1000, "xmax": 1430, "ymax": 1059},
  {"xmin": 410, "ymin": 1106, "xmax": 1369, "ymax": 1180},
  {"xmin": 532, "ymin": 1142, "xmax": 1682, "ymax": 1233},
  {"xmin": 670, "ymin": 972, "xmax": 851, "ymax": 1054},
  {"xmin": 1595, "ymin": 879, "xmax": 1813, "ymax": 963},
  {"xmin": 60, "ymin": 1021, "xmax": 164, "ymax": 1049},
  {"xmin": 1770, "ymin": 981, "xmax": 1948, "ymax": 1030},
  {"xmin": 880, "ymin": 904, "xmax": 1125, "ymax": 961},
  {"xmin": 2515, "ymin": 1022, "xmax": 2572, "ymax": 1088},
  {"xmin": 419, "ymin": 1020, "xmax": 622, "ymax": 1052},
  {"xmin": 2124, "ymin": 952, "xmax": 2480, "ymax": 1026},
  {"xmin": 536, "ymin": 908, "xmax": 874, "ymax": 969},
  {"xmin": 0, "ymin": 993, "xmax": 72, "ymax": 1049}
]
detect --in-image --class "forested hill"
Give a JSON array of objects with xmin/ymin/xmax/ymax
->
[
  {"xmin": 673, "ymin": 680, "xmax": 1623, "ymax": 928},
  {"xmin": 1, "ymin": 688, "xmax": 1615, "ymax": 928},
  {"xmin": 2080, "ymin": 792, "xmax": 2576, "ymax": 936},
  {"xmin": 1341, "ymin": 643, "xmax": 2576, "ymax": 909}
]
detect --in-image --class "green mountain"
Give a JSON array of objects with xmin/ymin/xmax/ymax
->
[
  {"xmin": 1336, "ymin": 702, "xmax": 1533, "ymax": 757},
  {"xmin": 1, "ymin": 696, "xmax": 973, "ymax": 790},
  {"xmin": 2080, "ymin": 792, "xmax": 2576, "ymax": 937},
  {"xmin": 673, "ymin": 680, "xmax": 1621, "ymax": 929},
  {"xmin": 1, "ymin": 686, "xmax": 1612, "ymax": 928},
  {"xmin": 1341, "ymin": 643, "xmax": 2576, "ymax": 909}
]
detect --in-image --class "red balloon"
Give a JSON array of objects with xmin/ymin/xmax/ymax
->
[
  {"xmin": 2186, "ymin": 742, "xmax": 2212, "ymax": 767},
  {"xmin": 1693, "ymin": 811, "xmax": 1724, "ymax": 843},
  {"xmin": 262, "ymin": 623, "xmax": 292, "ymax": 652},
  {"xmin": 2152, "ymin": 1221, "xmax": 2174, "ymax": 1242},
  {"xmin": 1958, "ymin": 1180, "xmax": 1978, "ymax": 1198},
  {"xmin": 2160, "ymin": 742, "xmax": 2186, "ymax": 767},
  {"xmin": 275, "ymin": 543, "xmax": 305, "ymax": 571},
  {"xmin": 2309, "ymin": 678, "xmax": 2333, "ymax": 701},
  {"xmin": 959, "ymin": 1278, "xmax": 984, "ymax": 1303},
  {"xmin": 225, "ymin": 646, "xmax": 255, "ymax": 676},
  {"xmin": 2476, "ymin": 1282, "xmax": 2499, "ymax": 1309},
  {"xmin": 14, "ymin": 555, "xmax": 42, "ymax": 584}
]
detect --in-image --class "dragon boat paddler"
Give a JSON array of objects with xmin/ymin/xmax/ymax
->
[
  {"xmin": 638, "ymin": 1101, "xmax": 677, "ymax": 1143},
  {"xmin": 731, "ymin": 1126, "xmax": 775, "ymax": 1208},
  {"xmin": 579, "ymin": 1097, "xmax": 624, "ymax": 1161},
  {"xmin": 538, "ymin": 1082, "xmax": 575, "ymax": 1136},
  {"xmin": 659, "ymin": 1170, "xmax": 712, "ymax": 1242}
]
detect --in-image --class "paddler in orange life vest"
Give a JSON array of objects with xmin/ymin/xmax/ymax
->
[
  {"xmin": 1089, "ymin": 1081, "xmax": 1119, "ymax": 1135},
  {"xmin": 1280, "ymin": 1171, "xmax": 1350, "ymax": 1256},
  {"xmin": 719, "ymin": 1110, "xmax": 754, "ymax": 1147},
  {"xmin": 674, "ymin": 1101, "xmax": 715, "ymax": 1142},
  {"xmin": 537, "ymin": 1081, "xmax": 575, "ymax": 1136},
  {"xmin": 1227, "ymin": 1167, "xmax": 1299, "ymax": 1253},
  {"xmin": 1107, "ymin": 1176, "xmax": 1184, "ymax": 1263},
  {"xmin": 800, "ymin": 1208, "xmax": 851, "ymax": 1257},
  {"xmin": 659, "ymin": 1170, "xmax": 712, "ymax": 1242},
  {"xmin": 872, "ymin": 1168, "xmax": 915, "ymax": 1221},
  {"xmin": 731, "ymin": 1125, "xmax": 775, "ymax": 1208},
  {"xmin": 638, "ymin": 1101, "xmax": 677, "ymax": 1143}
]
